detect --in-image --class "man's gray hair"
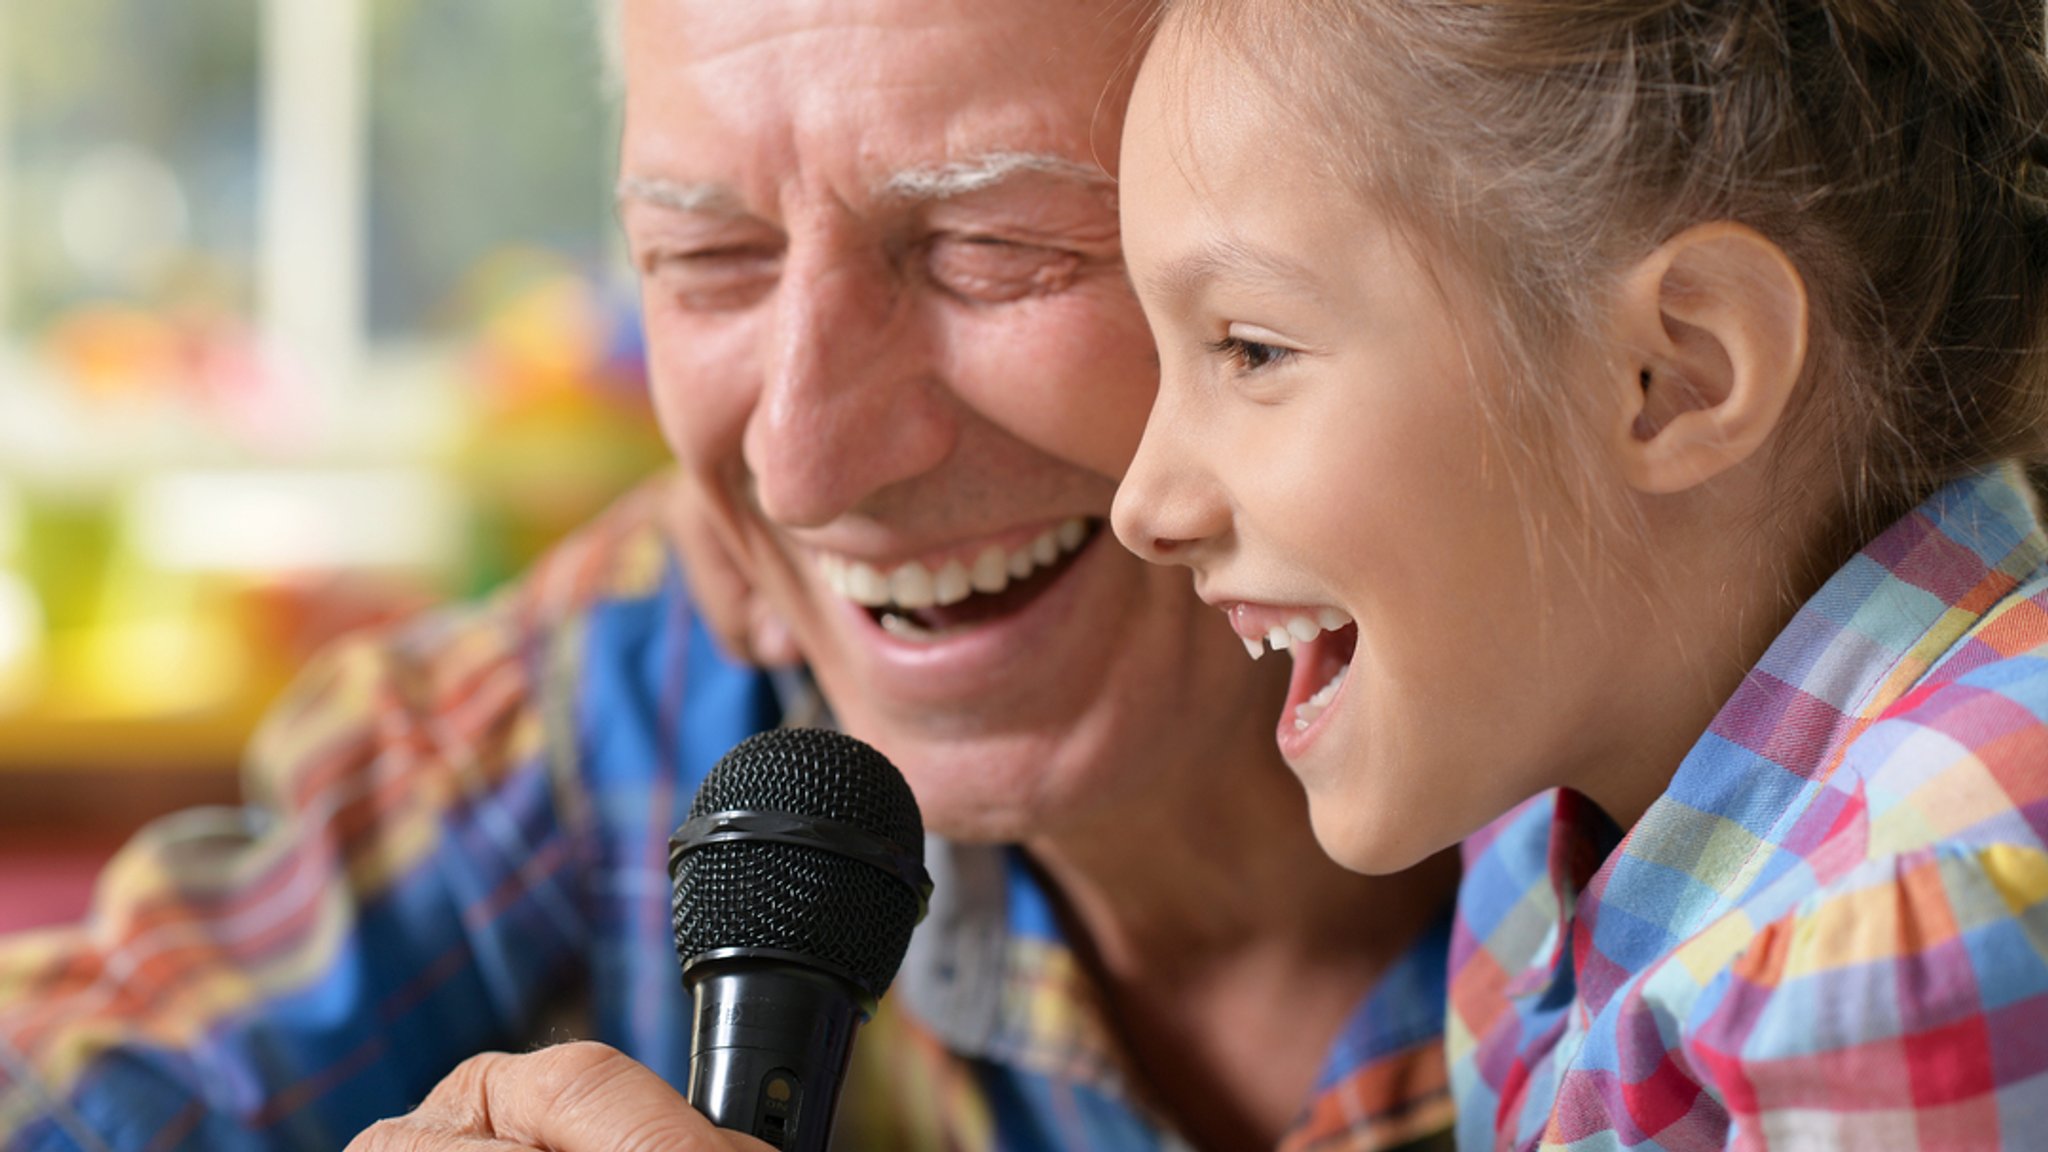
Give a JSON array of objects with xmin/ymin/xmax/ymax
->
[{"xmin": 594, "ymin": 0, "xmax": 623, "ymax": 98}]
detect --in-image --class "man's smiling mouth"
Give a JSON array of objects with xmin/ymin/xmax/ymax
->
[{"xmin": 816, "ymin": 517, "xmax": 1099, "ymax": 642}]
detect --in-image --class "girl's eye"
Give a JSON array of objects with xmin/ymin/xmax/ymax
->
[{"xmin": 1206, "ymin": 335, "xmax": 1294, "ymax": 373}]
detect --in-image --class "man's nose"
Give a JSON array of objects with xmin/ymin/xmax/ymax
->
[
  {"xmin": 1111, "ymin": 393, "xmax": 1228, "ymax": 567},
  {"xmin": 743, "ymin": 237, "xmax": 955, "ymax": 528}
]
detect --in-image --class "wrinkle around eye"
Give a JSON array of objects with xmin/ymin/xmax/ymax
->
[
  {"xmin": 925, "ymin": 235, "xmax": 1087, "ymax": 304},
  {"xmin": 643, "ymin": 247, "xmax": 783, "ymax": 312}
]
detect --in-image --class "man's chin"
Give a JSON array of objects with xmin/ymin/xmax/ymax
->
[{"xmin": 831, "ymin": 717, "xmax": 1104, "ymax": 845}]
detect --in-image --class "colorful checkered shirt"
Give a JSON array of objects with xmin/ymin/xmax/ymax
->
[
  {"xmin": 0, "ymin": 474, "xmax": 1453, "ymax": 1152},
  {"xmin": 1448, "ymin": 463, "xmax": 2048, "ymax": 1150}
]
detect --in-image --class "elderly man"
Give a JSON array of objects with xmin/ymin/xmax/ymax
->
[{"xmin": 0, "ymin": 2, "xmax": 1458, "ymax": 1150}]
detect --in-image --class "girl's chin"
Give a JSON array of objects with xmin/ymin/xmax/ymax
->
[{"xmin": 1308, "ymin": 801, "xmax": 1441, "ymax": 875}]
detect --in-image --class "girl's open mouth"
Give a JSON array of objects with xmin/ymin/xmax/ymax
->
[
  {"xmin": 1284, "ymin": 622, "xmax": 1356, "ymax": 736},
  {"xmin": 1224, "ymin": 602, "xmax": 1357, "ymax": 745}
]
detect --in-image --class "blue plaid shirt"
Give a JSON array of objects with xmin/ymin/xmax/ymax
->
[{"xmin": 0, "ymin": 477, "xmax": 1453, "ymax": 1151}]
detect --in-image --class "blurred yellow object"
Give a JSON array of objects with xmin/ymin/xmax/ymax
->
[
  {"xmin": 0, "ymin": 569, "xmax": 44, "ymax": 715},
  {"xmin": 57, "ymin": 564, "xmax": 249, "ymax": 721},
  {"xmin": 459, "ymin": 248, "xmax": 609, "ymax": 410},
  {"xmin": 476, "ymin": 274, "xmax": 605, "ymax": 404}
]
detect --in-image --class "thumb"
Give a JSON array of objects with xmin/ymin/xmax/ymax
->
[{"xmin": 402, "ymin": 1043, "xmax": 777, "ymax": 1152}]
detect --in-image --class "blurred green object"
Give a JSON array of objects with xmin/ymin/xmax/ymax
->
[{"xmin": 17, "ymin": 488, "xmax": 116, "ymax": 644}]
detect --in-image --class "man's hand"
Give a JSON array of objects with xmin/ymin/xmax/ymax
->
[{"xmin": 347, "ymin": 1042, "xmax": 775, "ymax": 1152}]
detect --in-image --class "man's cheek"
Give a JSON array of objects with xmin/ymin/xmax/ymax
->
[
  {"xmin": 647, "ymin": 347, "xmax": 757, "ymax": 475},
  {"xmin": 948, "ymin": 305, "xmax": 1158, "ymax": 480}
]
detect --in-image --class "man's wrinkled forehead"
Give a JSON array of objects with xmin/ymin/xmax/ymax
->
[
  {"xmin": 618, "ymin": 0, "xmax": 1149, "ymax": 183},
  {"xmin": 627, "ymin": 0, "xmax": 1156, "ymax": 53}
]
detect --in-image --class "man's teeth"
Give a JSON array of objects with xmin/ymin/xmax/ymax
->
[
  {"xmin": 818, "ymin": 517, "xmax": 1091, "ymax": 610},
  {"xmin": 1243, "ymin": 608, "xmax": 1353, "ymax": 660},
  {"xmin": 1293, "ymin": 665, "xmax": 1350, "ymax": 732}
]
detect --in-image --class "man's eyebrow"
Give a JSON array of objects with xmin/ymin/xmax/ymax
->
[
  {"xmin": 879, "ymin": 151, "xmax": 1113, "ymax": 202},
  {"xmin": 615, "ymin": 175, "xmax": 747, "ymax": 215},
  {"xmin": 1144, "ymin": 238, "xmax": 1322, "ymax": 303}
]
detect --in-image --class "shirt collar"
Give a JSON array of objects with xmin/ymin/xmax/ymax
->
[
  {"xmin": 1540, "ymin": 465, "xmax": 2048, "ymax": 1012},
  {"xmin": 897, "ymin": 838, "xmax": 1455, "ymax": 1150},
  {"xmin": 896, "ymin": 839, "xmax": 1149, "ymax": 1101}
]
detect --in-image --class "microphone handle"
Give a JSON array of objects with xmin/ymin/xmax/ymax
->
[{"xmin": 686, "ymin": 961, "xmax": 866, "ymax": 1151}]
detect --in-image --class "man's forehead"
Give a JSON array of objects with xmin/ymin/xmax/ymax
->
[
  {"xmin": 636, "ymin": 0, "xmax": 1150, "ymax": 51},
  {"xmin": 618, "ymin": 0, "xmax": 1139, "ymax": 212}
]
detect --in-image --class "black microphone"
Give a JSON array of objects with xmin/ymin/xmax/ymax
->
[{"xmin": 668, "ymin": 728, "xmax": 932, "ymax": 1151}]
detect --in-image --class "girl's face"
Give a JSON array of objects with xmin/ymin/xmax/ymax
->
[{"xmin": 1112, "ymin": 27, "xmax": 1635, "ymax": 873}]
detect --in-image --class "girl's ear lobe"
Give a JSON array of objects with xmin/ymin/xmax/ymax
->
[{"xmin": 1605, "ymin": 222, "xmax": 1809, "ymax": 495}]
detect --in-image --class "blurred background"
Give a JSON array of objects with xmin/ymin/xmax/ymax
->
[{"xmin": 0, "ymin": 0, "xmax": 670, "ymax": 930}]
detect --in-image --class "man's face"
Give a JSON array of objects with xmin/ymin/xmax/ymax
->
[{"xmin": 618, "ymin": 0, "xmax": 1284, "ymax": 841}]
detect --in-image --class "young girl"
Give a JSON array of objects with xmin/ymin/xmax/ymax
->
[{"xmin": 1111, "ymin": 0, "xmax": 2048, "ymax": 1147}]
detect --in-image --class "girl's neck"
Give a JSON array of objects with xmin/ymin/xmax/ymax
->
[{"xmin": 1575, "ymin": 476, "xmax": 1847, "ymax": 832}]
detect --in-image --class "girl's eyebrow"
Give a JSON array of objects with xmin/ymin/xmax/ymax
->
[{"xmin": 1142, "ymin": 237, "xmax": 1320, "ymax": 304}]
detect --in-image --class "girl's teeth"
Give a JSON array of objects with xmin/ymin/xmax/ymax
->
[
  {"xmin": 818, "ymin": 518, "xmax": 1092, "ymax": 615},
  {"xmin": 1237, "ymin": 606, "xmax": 1356, "ymax": 659},
  {"xmin": 1291, "ymin": 665, "xmax": 1350, "ymax": 731}
]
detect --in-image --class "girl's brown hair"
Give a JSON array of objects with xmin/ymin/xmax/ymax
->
[{"xmin": 1167, "ymin": 0, "xmax": 2048, "ymax": 543}]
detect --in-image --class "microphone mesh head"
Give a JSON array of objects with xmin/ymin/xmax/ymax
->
[{"xmin": 670, "ymin": 728, "xmax": 925, "ymax": 998}]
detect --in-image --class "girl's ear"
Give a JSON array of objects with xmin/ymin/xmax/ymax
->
[{"xmin": 1603, "ymin": 222, "xmax": 1809, "ymax": 495}]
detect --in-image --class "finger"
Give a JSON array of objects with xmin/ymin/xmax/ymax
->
[
  {"xmin": 408, "ymin": 1043, "xmax": 767, "ymax": 1152},
  {"xmin": 346, "ymin": 1115, "xmax": 529, "ymax": 1151}
]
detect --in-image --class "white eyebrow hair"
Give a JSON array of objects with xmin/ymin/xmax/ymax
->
[
  {"xmin": 615, "ymin": 175, "xmax": 746, "ymax": 214},
  {"xmin": 616, "ymin": 154, "xmax": 1112, "ymax": 215},
  {"xmin": 880, "ymin": 151, "xmax": 1113, "ymax": 201}
]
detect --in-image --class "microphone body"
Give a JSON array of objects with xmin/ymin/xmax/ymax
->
[
  {"xmin": 685, "ymin": 961, "xmax": 863, "ymax": 1148},
  {"xmin": 669, "ymin": 729, "xmax": 931, "ymax": 1152}
]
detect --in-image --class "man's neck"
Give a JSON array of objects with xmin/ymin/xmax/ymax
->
[{"xmin": 1023, "ymin": 746, "xmax": 1460, "ymax": 1152}]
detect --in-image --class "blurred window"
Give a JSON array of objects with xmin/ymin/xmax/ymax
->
[
  {"xmin": 367, "ymin": 0, "xmax": 617, "ymax": 338},
  {"xmin": 6, "ymin": 0, "xmax": 261, "ymax": 331},
  {"xmin": 0, "ymin": 2, "xmax": 662, "ymax": 764}
]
